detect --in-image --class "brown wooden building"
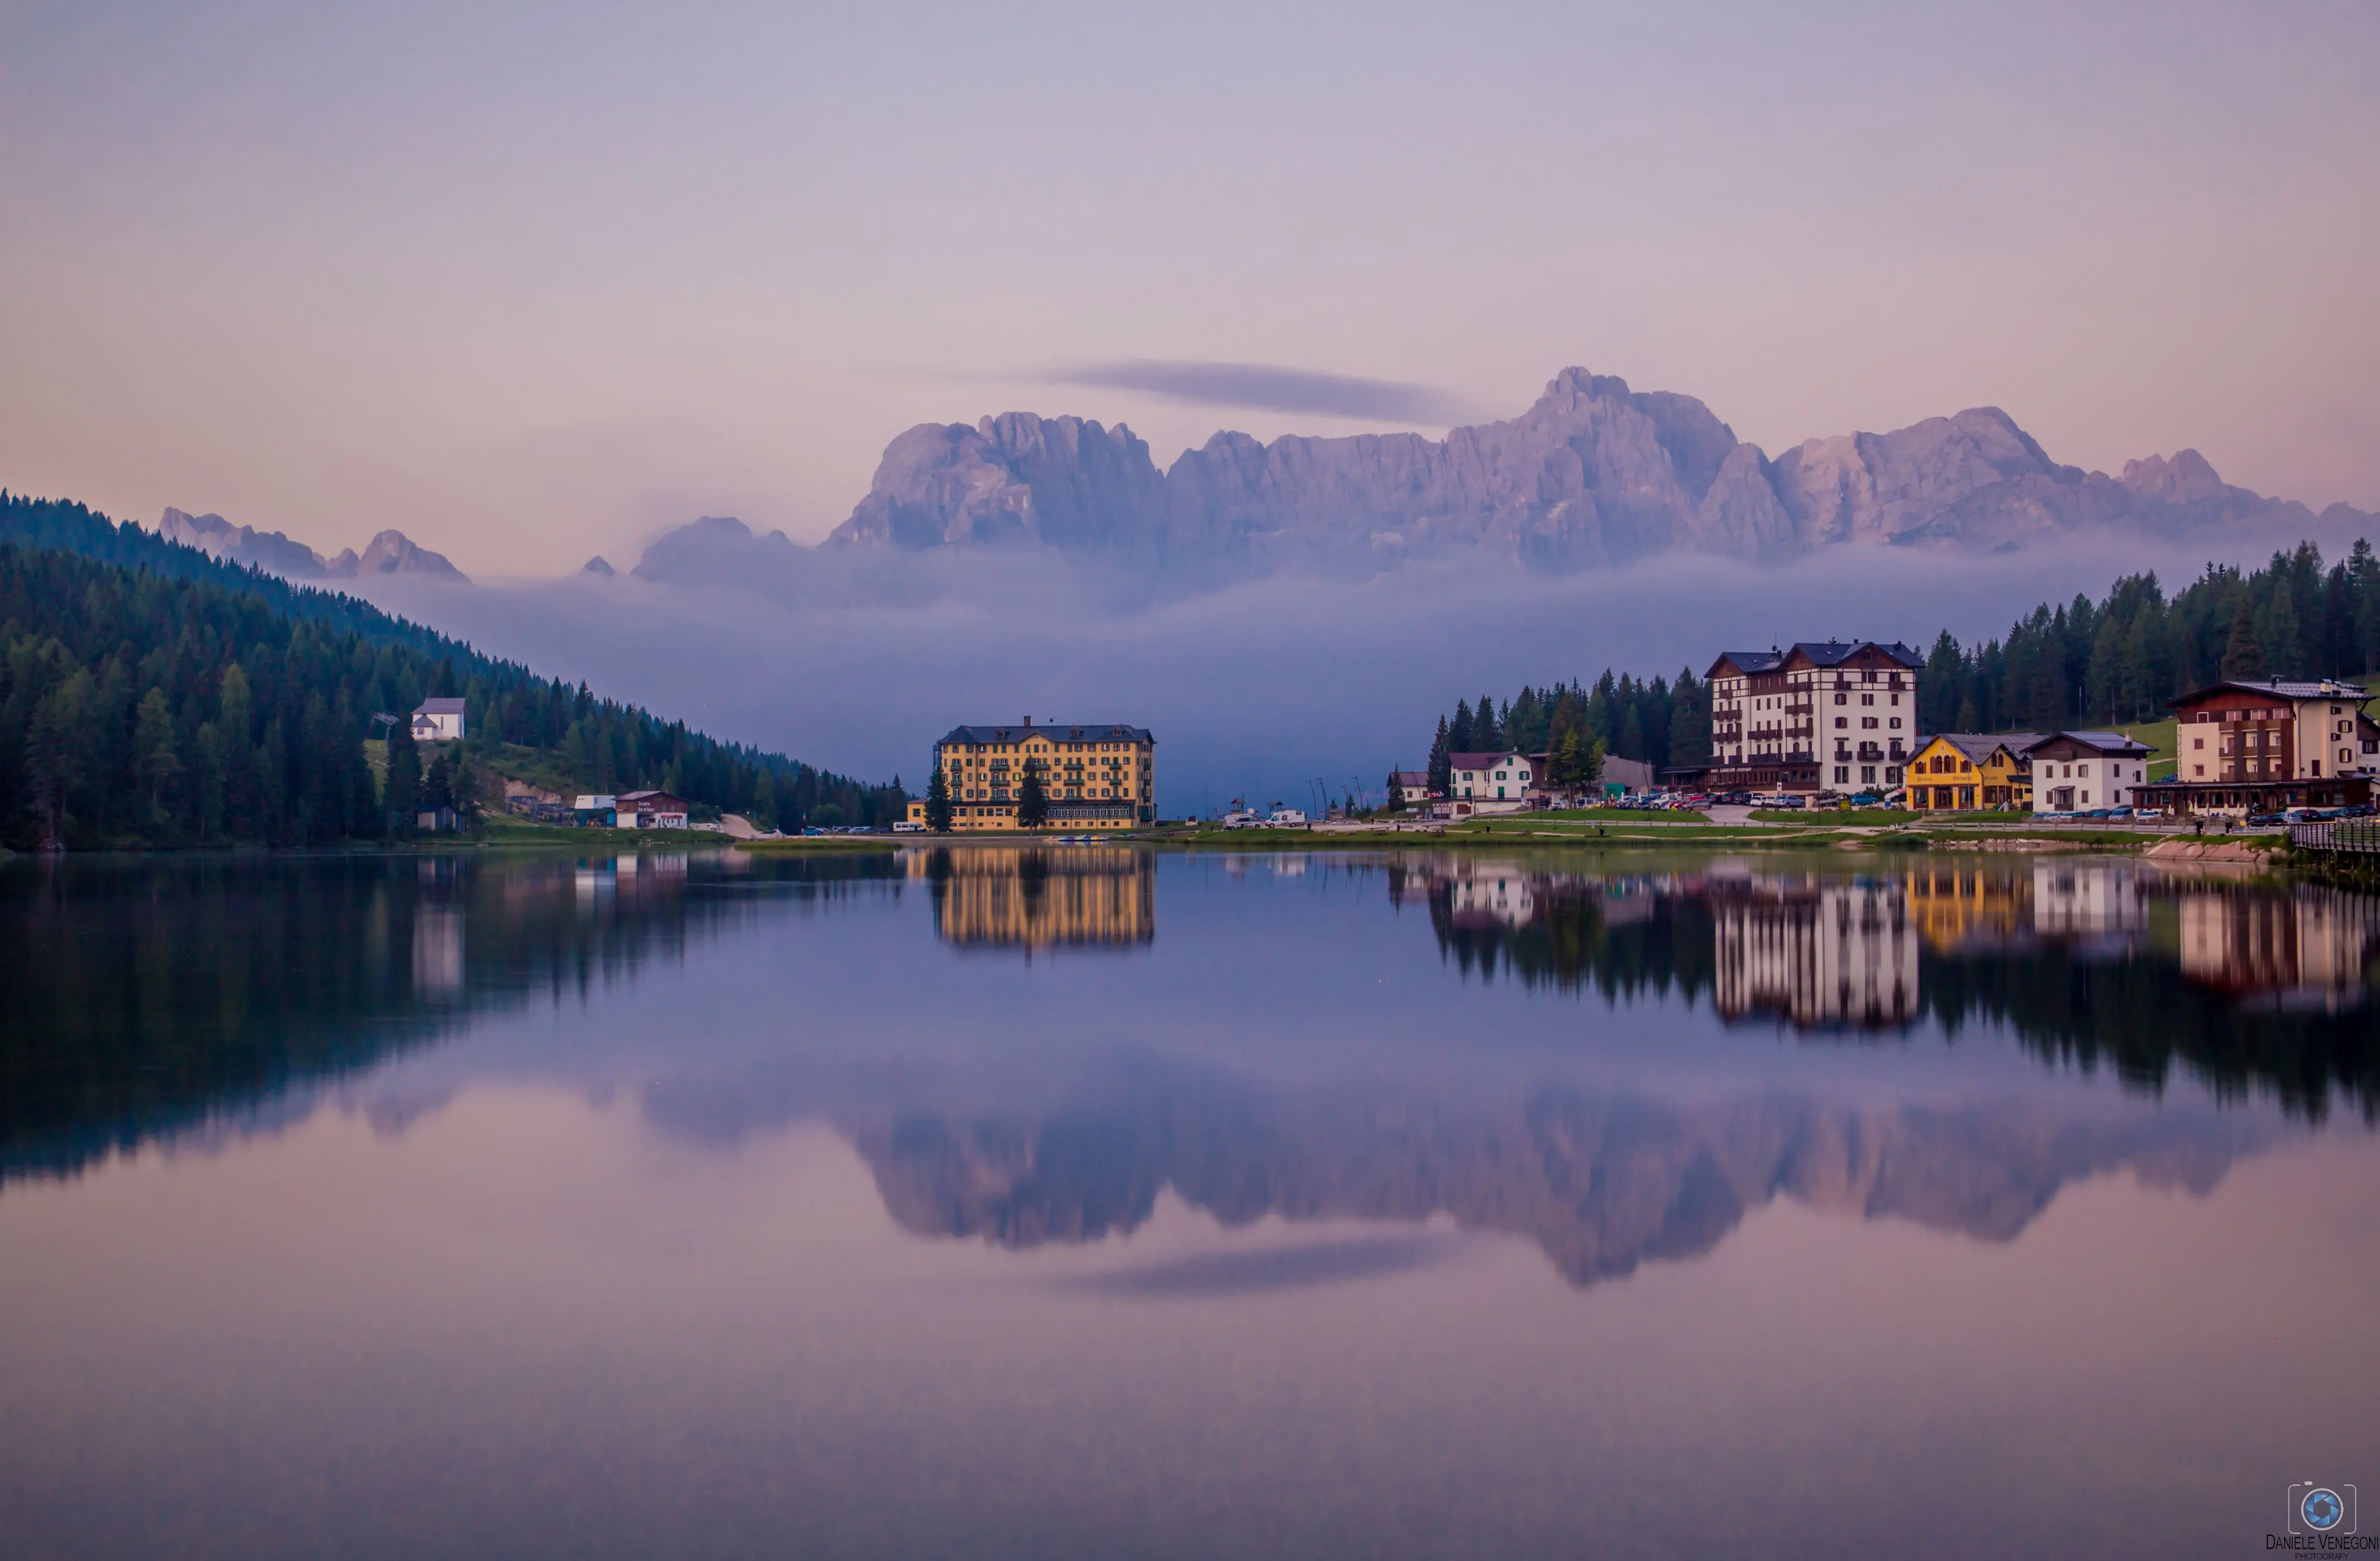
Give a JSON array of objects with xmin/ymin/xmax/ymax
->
[{"xmin": 2140, "ymin": 678, "xmax": 2376, "ymax": 816}]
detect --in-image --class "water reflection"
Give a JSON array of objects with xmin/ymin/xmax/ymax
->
[
  {"xmin": 851, "ymin": 1077, "xmax": 2268, "ymax": 1287},
  {"xmin": 1410, "ymin": 854, "xmax": 2380, "ymax": 1118},
  {"xmin": 5, "ymin": 846, "xmax": 2378, "ymax": 1211},
  {"xmin": 909, "ymin": 845, "xmax": 1155, "ymax": 950},
  {"xmin": 0, "ymin": 850, "xmax": 888, "ymax": 1183},
  {"xmin": 2178, "ymin": 882, "xmax": 2380, "ymax": 1011},
  {"xmin": 1707, "ymin": 877, "xmax": 1917, "ymax": 1030},
  {"xmin": 4, "ymin": 845, "xmax": 2375, "ymax": 1557}
]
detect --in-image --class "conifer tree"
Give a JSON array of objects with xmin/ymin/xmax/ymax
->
[
  {"xmin": 385, "ymin": 721, "xmax": 420, "ymax": 835},
  {"xmin": 1426, "ymin": 716, "xmax": 1451, "ymax": 797},
  {"xmin": 1016, "ymin": 763, "xmax": 1050, "ymax": 830},
  {"xmin": 925, "ymin": 763, "xmax": 954, "ymax": 832},
  {"xmin": 2221, "ymin": 598, "xmax": 2268, "ymax": 680},
  {"xmin": 135, "ymin": 687, "xmax": 180, "ymax": 815}
]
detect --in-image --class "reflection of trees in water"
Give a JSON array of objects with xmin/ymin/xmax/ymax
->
[
  {"xmin": 1429, "ymin": 877, "xmax": 1718, "ymax": 1005},
  {"xmin": 1417, "ymin": 859, "xmax": 2380, "ymax": 1121},
  {"xmin": 0, "ymin": 852, "xmax": 901, "ymax": 1185},
  {"xmin": 1922, "ymin": 958, "xmax": 2378, "ymax": 1124},
  {"xmin": 854, "ymin": 1075, "xmax": 2269, "ymax": 1287}
]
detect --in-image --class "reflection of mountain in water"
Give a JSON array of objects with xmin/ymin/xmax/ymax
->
[
  {"xmin": 1411, "ymin": 856, "xmax": 2380, "ymax": 1119},
  {"xmin": 0, "ymin": 851, "xmax": 900, "ymax": 1184},
  {"xmin": 854, "ymin": 1077, "xmax": 2266, "ymax": 1287},
  {"xmin": 909, "ymin": 845, "xmax": 1154, "ymax": 951}
]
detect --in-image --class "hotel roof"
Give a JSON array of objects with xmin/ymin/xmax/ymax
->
[
  {"xmin": 939, "ymin": 723, "xmax": 1154, "ymax": 745},
  {"xmin": 2022, "ymin": 731, "xmax": 2154, "ymax": 757},
  {"xmin": 1706, "ymin": 641, "xmax": 1925, "ymax": 678},
  {"xmin": 1916, "ymin": 732, "xmax": 2046, "ymax": 764},
  {"xmin": 2166, "ymin": 678, "xmax": 2373, "ymax": 707}
]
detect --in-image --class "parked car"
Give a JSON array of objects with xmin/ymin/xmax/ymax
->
[{"xmin": 2244, "ymin": 813, "xmax": 2287, "ymax": 826}]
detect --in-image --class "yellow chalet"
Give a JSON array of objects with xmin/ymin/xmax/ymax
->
[
  {"xmin": 906, "ymin": 719, "xmax": 1156, "ymax": 832},
  {"xmin": 1906, "ymin": 734, "xmax": 2041, "ymax": 813}
]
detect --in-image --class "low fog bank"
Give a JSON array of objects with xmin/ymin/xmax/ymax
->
[{"xmin": 361, "ymin": 536, "xmax": 2341, "ymax": 811}]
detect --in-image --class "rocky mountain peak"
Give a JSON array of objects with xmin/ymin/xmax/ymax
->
[
  {"xmin": 154, "ymin": 509, "xmax": 467, "ymax": 583},
  {"xmin": 786, "ymin": 367, "xmax": 2378, "ymax": 582}
]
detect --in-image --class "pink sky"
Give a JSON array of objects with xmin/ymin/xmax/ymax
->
[{"xmin": 4, "ymin": 2, "xmax": 2375, "ymax": 575}]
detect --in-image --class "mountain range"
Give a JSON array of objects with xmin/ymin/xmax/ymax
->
[
  {"xmin": 156, "ymin": 507, "xmax": 467, "ymax": 582},
  {"xmin": 150, "ymin": 367, "xmax": 2378, "ymax": 592},
  {"xmin": 811, "ymin": 366, "xmax": 2371, "ymax": 571}
]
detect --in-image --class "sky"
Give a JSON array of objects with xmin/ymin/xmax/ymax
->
[{"xmin": 5, "ymin": 1, "xmax": 2379, "ymax": 576}]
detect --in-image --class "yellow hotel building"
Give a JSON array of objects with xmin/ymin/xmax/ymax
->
[
  {"xmin": 1906, "ymin": 734, "xmax": 2039, "ymax": 813},
  {"xmin": 907, "ymin": 719, "xmax": 1156, "ymax": 831}
]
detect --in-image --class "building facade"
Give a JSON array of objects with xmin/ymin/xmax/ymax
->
[
  {"xmin": 411, "ymin": 696, "xmax": 465, "ymax": 742},
  {"xmin": 912, "ymin": 720, "xmax": 1156, "ymax": 831},
  {"xmin": 1906, "ymin": 734, "xmax": 2041, "ymax": 812},
  {"xmin": 2024, "ymin": 732, "xmax": 2153, "ymax": 813},
  {"xmin": 617, "ymin": 789, "xmax": 690, "ymax": 828},
  {"xmin": 1449, "ymin": 751, "xmax": 1536, "ymax": 804},
  {"xmin": 1705, "ymin": 641, "xmax": 1924, "ymax": 794},
  {"xmin": 2136, "ymin": 679, "xmax": 2379, "ymax": 816}
]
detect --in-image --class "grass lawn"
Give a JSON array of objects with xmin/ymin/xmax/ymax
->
[
  {"xmin": 484, "ymin": 742, "xmax": 591, "ymax": 798},
  {"xmin": 2110, "ymin": 717, "xmax": 2178, "ymax": 779},
  {"xmin": 1519, "ymin": 807, "xmax": 1715, "ymax": 824},
  {"xmin": 1753, "ymin": 808, "xmax": 1928, "ymax": 825}
]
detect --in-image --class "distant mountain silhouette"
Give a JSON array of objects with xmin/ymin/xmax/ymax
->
[
  {"xmin": 757, "ymin": 367, "xmax": 2369, "ymax": 575},
  {"xmin": 156, "ymin": 507, "xmax": 468, "ymax": 583}
]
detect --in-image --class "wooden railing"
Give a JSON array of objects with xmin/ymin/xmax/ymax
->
[{"xmin": 2290, "ymin": 820, "xmax": 2380, "ymax": 854}]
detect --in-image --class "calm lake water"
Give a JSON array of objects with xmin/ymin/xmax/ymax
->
[{"xmin": 2, "ymin": 844, "xmax": 2375, "ymax": 1559}]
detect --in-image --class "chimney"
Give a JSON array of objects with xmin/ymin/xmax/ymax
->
[{"xmin": 1023, "ymin": 715, "xmax": 1032, "ymax": 726}]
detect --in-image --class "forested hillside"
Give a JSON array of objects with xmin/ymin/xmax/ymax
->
[
  {"xmin": 1914, "ymin": 540, "xmax": 2380, "ymax": 733},
  {"xmin": 1433, "ymin": 541, "xmax": 2380, "ymax": 780},
  {"xmin": 0, "ymin": 493, "xmax": 904, "ymax": 848}
]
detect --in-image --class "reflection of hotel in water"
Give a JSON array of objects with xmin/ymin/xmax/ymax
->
[
  {"xmin": 1710, "ymin": 878, "xmax": 1918, "ymax": 1030},
  {"xmin": 2176, "ymin": 885, "xmax": 2380, "ymax": 1010},
  {"xmin": 908, "ymin": 847, "xmax": 1155, "ymax": 949}
]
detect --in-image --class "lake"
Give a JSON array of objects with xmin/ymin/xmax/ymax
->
[{"xmin": 1, "ymin": 844, "xmax": 2374, "ymax": 1558}]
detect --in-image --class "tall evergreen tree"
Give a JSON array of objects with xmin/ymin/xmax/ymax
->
[
  {"xmin": 385, "ymin": 721, "xmax": 420, "ymax": 835},
  {"xmin": 925, "ymin": 764, "xmax": 954, "ymax": 832},
  {"xmin": 2221, "ymin": 598, "xmax": 2268, "ymax": 679},
  {"xmin": 1016, "ymin": 763, "xmax": 1050, "ymax": 830}
]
